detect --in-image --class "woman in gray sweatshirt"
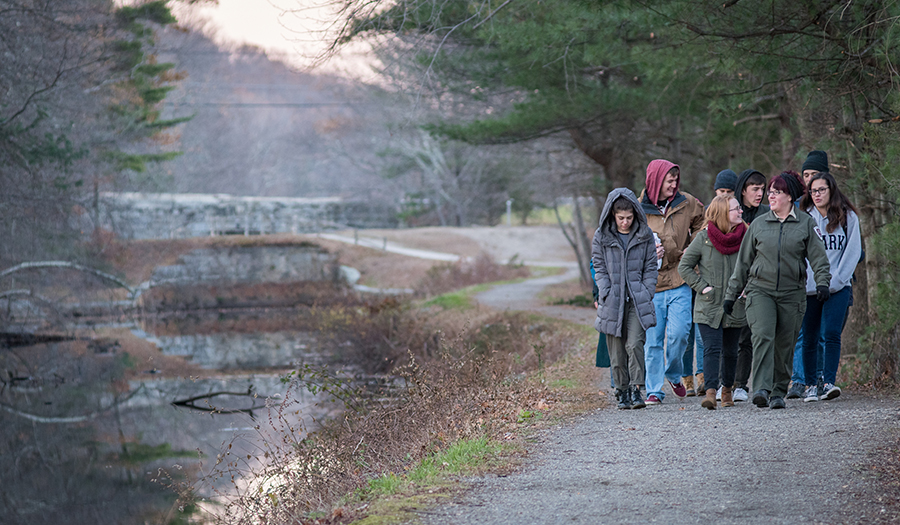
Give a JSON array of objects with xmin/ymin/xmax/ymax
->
[{"xmin": 797, "ymin": 172, "xmax": 861, "ymax": 401}]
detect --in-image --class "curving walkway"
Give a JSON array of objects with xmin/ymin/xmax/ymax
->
[
  {"xmin": 357, "ymin": 231, "xmax": 900, "ymax": 525},
  {"xmin": 324, "ymin": 227, "xmax": 899, "ymax": 525}
]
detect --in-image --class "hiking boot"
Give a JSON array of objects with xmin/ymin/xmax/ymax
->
[
  {"xmin": 786, "ymin": 382, "xmax": 805, "ymax": 399},
  {"xmin": 752, "ymin": 389, "xmax": 770, "ymax": 408},
  {"xmin": 701, "ymin": 388, "xmax": 717, "ymax": 410},
  {"xmin": 630, "ymin": 385, "xmax": 646, "ymax": 409},
  {"xmin": 695, "ymin": 373, "xmax": 705, "ymax": 396},
  {"xmin": 803, "ymin": 385, "xmax": 819, "ymax": 402},
  {"xmin": 769, "ymin": 396, "xmax": 786, "ymax": 409},
  {"xmin": 668, "ymin": 379, "xmax": 687, "ymax": 398},
  {"xmin": 616, "ymin": 388, "xmax": 632, "ymax": 410},
  {"xmin": 721, "ymin": 386, "xmax": 734, "ymax": 407},
  {"xmin": 683, "ymin": 375, "xmax": 696, "ymax": 397},
  {"xmin": 820, "ymin": 383, "xmax": 841, "ymax": 400},
  {"xmin": 732, "ymin": 387, "xmax": 749, "ymax": 402},
  {"xmin": 646, "ymin": 394, "xmax": 662, "ymax": 405}
]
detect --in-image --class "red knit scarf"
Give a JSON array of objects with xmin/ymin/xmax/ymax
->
[{"xmin": 707, "ymin": 221, "xmax": 746, "ymax": 255}]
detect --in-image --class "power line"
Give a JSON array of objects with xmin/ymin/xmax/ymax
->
[{"xmin": 169, "ymin": 101, "xmax": 364, "ymax": 108}]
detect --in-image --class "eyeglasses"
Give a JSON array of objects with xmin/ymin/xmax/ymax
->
[
  {"xmin": 729, "ymin": 206, "xmax": 743, "ymax": 212},
  {"xmin": 767, "ymin": 190, "xmax": 784, "ymax": 197},
  {"xmin": 810, "ymin": 187, "xmax": 829, "ymax": 195}
]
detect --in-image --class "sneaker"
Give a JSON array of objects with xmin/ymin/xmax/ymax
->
[
  {"xmin": 820, "ymin": 383, "xmax": 841, "ymax": 400},
  {"xmin": 751, "ymin": 389, "xmax": 770, "ymax": 408},
  {"xmin": 786, "ymin": 382, "xmax": 805, "ymax": 399},
  {"xmin": 732, "ymin": 387, "xmax": 749, "ymax": 402},
  {"xmin": 716, "ymin": 386, "xmax": 722, "ymax": 401},
  {"xmin": 803, "ymin": 385, "xmax": 819, "ymax": 402},
  {"xmin": 646, "ymin": 394, "xmax": 662, "ymax": 405},
  {"xmin": 668, "ymin": 380, "xmax": 687, "ymax": 398},
  {"xmin": 630, "ymin": 385, "xmax": 646, "ymax": 409},
  {"xmin": 769, "ymin": 396, "xmax": 786, "ymax": 409}
]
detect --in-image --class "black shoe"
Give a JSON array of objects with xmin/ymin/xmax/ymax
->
[
  {"xmin": 616, "ymin": 388, "xmax": 632, "ymax": 410},
  {"xmin": 786, "ymin": 382, "xmax": 805, "ymax": 399},
  {"xmin": 751, "ymin": 389, "xmax": 770, "ymax": 408},
  {"xmin": 630, "ymin": 385, "xmax": 646, "ymax": 409},
  {"xmin": 769, "ymin": 396, "xmax": 786, "ymax": 409}
]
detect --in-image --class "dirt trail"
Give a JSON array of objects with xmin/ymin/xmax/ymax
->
[{"xmin": 350, "ymin": 226, "xmax": 900, "ymax": 525}]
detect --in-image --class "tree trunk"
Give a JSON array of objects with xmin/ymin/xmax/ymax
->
[
  {"xmin": 571, "ymin": 193, "xmax": 592, "ymax": 287},
  {"xmin": 568, "ymin": 125, "xmax": 637, "ymax": 191}
]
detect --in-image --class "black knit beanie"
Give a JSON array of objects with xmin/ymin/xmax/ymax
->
[
  {"xmin": 801, "ymin": 150, "xmax": 829, "ymax": 173},
  {"xmin": 779, "ymin": 171, "xmax": 805, "ymax": 201},
  {"xmin": 714, "ymin": 169, "xmax": 738, "ymax": 192}
]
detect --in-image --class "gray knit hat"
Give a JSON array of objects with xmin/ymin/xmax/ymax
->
[{"xmin": 714, "ymin": 169, "xmax": 738, "ymax": 192}]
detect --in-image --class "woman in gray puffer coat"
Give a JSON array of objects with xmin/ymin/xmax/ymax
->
[{"xmin": 592, "ymin": 188, "xmax": 659, "ymax": 409}]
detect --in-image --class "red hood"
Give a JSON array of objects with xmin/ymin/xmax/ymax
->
[{"xmin": 645, "ymin": 159, "xmax": 680, "ymax": 204}]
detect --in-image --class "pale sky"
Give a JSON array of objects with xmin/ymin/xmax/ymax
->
[{"xmin": 170, "ymin": 0, "xmax": 380, "ymax": 80}]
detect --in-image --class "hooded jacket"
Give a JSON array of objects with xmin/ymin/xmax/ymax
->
[
  {"xmin": 735, "ymin": 169, "xmax": 770, "ymax": 224},
  {"xmin": 639, "ymin": 159, "xmax": 706, "ymax": 293},
  {"xmin": 592, "ymin": 188, "xmax": 658, "ymax": 336}
]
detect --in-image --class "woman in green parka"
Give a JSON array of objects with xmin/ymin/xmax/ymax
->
[
  {"xmin": 723, "ymin": 171, "xmax": 831, "ymax": 410},
  {"xmin": 679, "ymin": 195, "xmax": 748, "ymax": 409}
]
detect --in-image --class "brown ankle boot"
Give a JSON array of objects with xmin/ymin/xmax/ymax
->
[
  {"xmin": 683, "ymin": 375, "xmax": 696, "ymax": 396},
  {"xmin": 695, "ymin": 373, "xmax": 704, "ymax": 394},
  {"xmin": 721, "ymin": 386, "xmax": 734, "ymax": 407},
  {"xmin": 701, "ymin": 388, "xmax": 717, "ymax": 410}
]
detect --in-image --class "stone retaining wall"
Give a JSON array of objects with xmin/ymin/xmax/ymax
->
[{"xmin": 100, "ymin": 192, "xmax": 399, "ymax": 240}]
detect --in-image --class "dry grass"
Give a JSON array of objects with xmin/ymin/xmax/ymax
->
[
  {"xmin": 538, "ymin": 278, "xmax": 593, "ymax": 306},
  {"xmin": 416, "ymin": 252, "xmax": 531, "ymax": 297},
  {"xmin": 330, "ymin": 228, "xmax": 485, "ymax": 259},
  {"xmin": 178, "ymin": 301, "xmax": 604, "ymax": 524}
]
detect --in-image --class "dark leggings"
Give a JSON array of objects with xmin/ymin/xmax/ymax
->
[
  {"xmin": 734, "ymin": 325, "xmax": 753, "ymax": 390},
  {"xmin": 699, "ymin": 324, "xmax": 742, "ymax": 392}
]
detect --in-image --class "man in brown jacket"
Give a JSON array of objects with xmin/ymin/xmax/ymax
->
[{"xmin": 639, "ymin": 159, "xmax": 706, "ymax": 404}]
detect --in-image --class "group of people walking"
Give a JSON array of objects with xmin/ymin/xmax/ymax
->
[{"xmin": 591, "ymin": 150, "xmax": 861, "ymax": 410}]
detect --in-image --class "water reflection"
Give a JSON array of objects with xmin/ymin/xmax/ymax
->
[
  {"xmin": 134, "ymin": 307, "xmax": 338, "ymax": 369},
  {"xmin": 2, "ymin": 307, "xmax": 349, "ymax": 524}
]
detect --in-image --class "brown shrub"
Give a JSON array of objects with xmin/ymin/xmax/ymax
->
[
  {"xmin": 180, "ymin": 302, "xmax": 590, "ymax": 524},
  {"xmin": 416, "ymin": 252, "xmax": 530, "ymax": 297}
]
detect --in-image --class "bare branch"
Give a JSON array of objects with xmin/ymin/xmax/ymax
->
[
  {"xmin": 732, "ymin": 113, "xmax": 781, "ymax": 126},
  {"xmin": 471, "ymin": 0, "xmax": 515, "ymax": 30}
]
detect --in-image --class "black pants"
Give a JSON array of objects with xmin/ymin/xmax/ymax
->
[
  {"xmin": 699, "ymin": 324, "xmax": 741, "ymax": 391},
  {"xmin": 734, "ymin": 325, "xmax": 753, "ymax": 390}
]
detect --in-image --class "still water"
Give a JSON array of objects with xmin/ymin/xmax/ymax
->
[{"xmin": 1, "ymin": 308, "xmax": 351, "ymax": 524}]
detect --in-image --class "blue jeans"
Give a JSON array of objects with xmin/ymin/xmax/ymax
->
[
  {"xmin": 682, "ymin": 323, "xmax": 705, "ymax": 376},
  {"xmin": 644, "ymin": 284, "xmax": 691, "ymax": 400},
  {"xmin": 791, "ymin": 285, "xmax": 853, "ymax": 384},
  {"xmin": 790, "ymin": 326, "xmax": 824, "ymax": 385},
  {"xmin": 801, "ymin": 287, "xmax": 852, "ymax": 385}
]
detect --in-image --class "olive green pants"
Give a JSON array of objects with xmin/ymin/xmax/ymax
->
[
  {"xmin": 745, "ymin": 287, "xmax": 806, "ymax": 398},
  {"xmin": 605, "ymin": 300, "xmax": 646, "ymax": 389}
]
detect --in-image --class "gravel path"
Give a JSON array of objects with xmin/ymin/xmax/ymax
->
[
  {"xmin": 424, "ymin": 395, "xmax": 898, "ymax": 525},
  {"xmin": 420, "ymin": 270, "xmax": 900, "ymax": 525},
  {"xmin": 330, "ymin": 226, "xmax": 897, "ymax": 524}
]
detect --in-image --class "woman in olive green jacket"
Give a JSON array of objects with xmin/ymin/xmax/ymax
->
[
  {"xmin": 724, "ymin": 171, "xmax": 831, "ymax": 409},
  {"xmin": 678, "ymin": 195, "xmax": 748, "ymax": 409}
]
